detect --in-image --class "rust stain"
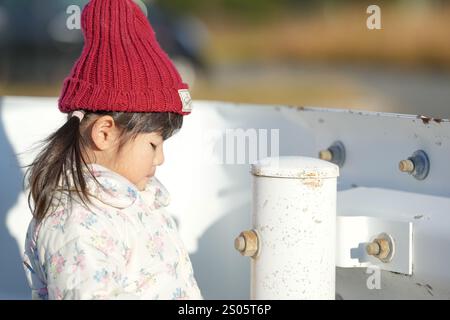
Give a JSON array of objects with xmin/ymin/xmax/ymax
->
[
  {"xmin": 417, "ymin": 115, "xmax": 432, "ymax": 124},
  {"xmin": 417, "ymin": 115, "xmax": 443, "ymax": 125},
  {"xmin": 302, "ymin": 178, "xmax": 323, "ymax": 188},
  {"xmin": 300, "ymin": 171, "xmax": 319, "ymax": 179}
]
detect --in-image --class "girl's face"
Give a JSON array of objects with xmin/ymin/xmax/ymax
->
[
  {"xmin": 111, "ymin": 132, "xmax": 165, "ymax": 190},
  {"xmin": 84, "ymin": 115, "xmax": 165, "ymax": 191}
]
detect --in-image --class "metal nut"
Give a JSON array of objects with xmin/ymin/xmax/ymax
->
[{"xmin": 366, "ymin": 233, "xmax": 395, "ymax": 263}]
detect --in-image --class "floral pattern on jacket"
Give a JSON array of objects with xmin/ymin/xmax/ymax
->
[{"xmin": 22, "ymin": 163, "xmax": 203, "ymax": 300}]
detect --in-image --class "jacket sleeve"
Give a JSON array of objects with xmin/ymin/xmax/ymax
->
[{"xmin": 44, "ymin": 225, "xmax": 139, "ymax": 300}]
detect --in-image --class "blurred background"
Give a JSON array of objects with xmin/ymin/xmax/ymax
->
[{"xmin": 0, "ymin": 0, "xmax": 449, "ymax": 118}]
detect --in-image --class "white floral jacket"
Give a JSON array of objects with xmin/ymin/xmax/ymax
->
[{"xmin": 22, "ymin": 163, "xmax": 203, "ymax": 300}]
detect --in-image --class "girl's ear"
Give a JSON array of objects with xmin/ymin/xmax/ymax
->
[{"xmin": 90, "ymin": 115, "xmax": 120, "ymax": 151}]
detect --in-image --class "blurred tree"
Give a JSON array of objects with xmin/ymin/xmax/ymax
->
[
  {"xmin": 155, "ymin": 0, "xmax": 283, "ymax": 18},
  {"xmin": 154, "ymin": 0, "xmax": 444, "ymax": 18}
]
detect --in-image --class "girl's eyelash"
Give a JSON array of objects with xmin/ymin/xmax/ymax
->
[{"xmin": 150, "ymin": 143, "xmax": 157, "ymax": 149}]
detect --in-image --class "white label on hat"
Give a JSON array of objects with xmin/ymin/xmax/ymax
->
[{"xmin": 178, "ymin": 89, "xmax": 193, "ymax": 113}]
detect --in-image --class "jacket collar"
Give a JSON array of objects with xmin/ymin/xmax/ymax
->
[{"xmin": 57, "ymin": 163, "xmax": 170, "ymax": 209}]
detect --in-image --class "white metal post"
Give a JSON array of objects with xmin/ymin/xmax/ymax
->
[{"xmin": 236, "ymin": 156, "xmax": 339, "ymax": 299}]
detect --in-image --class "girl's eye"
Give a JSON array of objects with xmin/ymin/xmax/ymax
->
[{"xmin": 150, "ymin": 143, "xmax": 157, "ymax": 150}]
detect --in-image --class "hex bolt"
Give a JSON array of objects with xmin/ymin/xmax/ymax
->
[
  {"xmin": 399, "ymin": 159, "xmax": 415, "ymax": 173},
  {"xmin": 234, "ymin": 230, "xmax": 259, "ymax": 258},
  {"xmin": 366, "ymin": 233, "xmax": 395, "ymax": 263},
  {"xmin": 366, "ymin": 242, "xmax": 381, "ymax": 256},
  {"xmin": 319, "ymin": 150, "xmax": 333, "ymax": 162},
  {"xmin": 399, "ymin": 150, "xmax": 430, "ymax": 180},
  {"xmin": 234, "ymin": 236, "xmax": 246, "ymax": 252},
  {"xmin": 318, "ymin": 141, "xmax": 346, "ymax": 168}
]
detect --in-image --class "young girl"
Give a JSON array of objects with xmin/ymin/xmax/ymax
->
[{"xmin": 21, "ymin": 0, "xmax": 202, "ymax": 300}]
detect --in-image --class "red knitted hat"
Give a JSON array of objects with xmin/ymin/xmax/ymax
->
[{"xmin": 58, "ymin": 0, "xmax": 192, "ymax": 115}]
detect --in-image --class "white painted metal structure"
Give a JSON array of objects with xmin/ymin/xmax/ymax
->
[
  {"xmin": 1, "ymin": 96, "xmax": 449, "ymax": 299},
  {"xmin": 249, "ymin": 157, "xmax": 339, "ymax": 299}
]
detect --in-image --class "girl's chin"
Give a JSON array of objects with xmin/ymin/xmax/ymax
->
[{"xmin": 136, "ymin": 176, "xmax": 152, "ymax": 191}]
